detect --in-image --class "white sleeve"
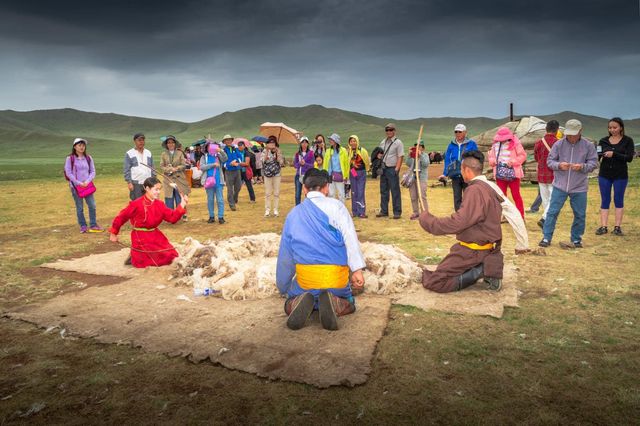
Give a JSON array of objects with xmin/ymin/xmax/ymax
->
[{"xmin": 329, "ymin": 202, "xmax": 366, "ymax": 271}]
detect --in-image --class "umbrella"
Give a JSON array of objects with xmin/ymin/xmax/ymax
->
[
  {"xmin": 259, "ymin": 122, "xmax": 302, "ymax": 144},
  {"xmin": 251, "ymin": 135, "xmax": 269, "ymax": 143}
]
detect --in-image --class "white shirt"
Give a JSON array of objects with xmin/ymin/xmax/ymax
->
[
  {"xmin": 472, "ymin": 175, "xmax": 529, "ymax": 250},
  {"xmin": 306, "ymin": 191, "xmax": 366, "ymax": 271}
]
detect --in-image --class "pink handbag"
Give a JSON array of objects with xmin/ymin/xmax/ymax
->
[{"xmin": 75, "ymin": 182, "xmax": 96, "ymax": 198}]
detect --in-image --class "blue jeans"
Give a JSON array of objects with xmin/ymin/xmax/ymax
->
[
  {"xmin": 294, "ymin": 175, "xmax": 303, "ymax": 205},
  {"xmin": 70, "ymin": 187, "xmax": 97, "ymax": 227},
  {"xmin": 542, "ymin": 188, "xmax": 587, "ymax": 243},
  {"xmin": 206, "ymin": 185, "xmax": 225, "ymax": 218},
  {"xmin": 164, "ymin": 188, "xmax": 182, "ymax": 210}
]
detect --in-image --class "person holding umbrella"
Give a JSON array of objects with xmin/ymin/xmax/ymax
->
[
  {"xmin": 160, "ymin": 135, "xmax": 190, "ymax": 221},
  {"xmin": 261, "ymin": 136, "xmax": 284, "ymax": 216}
]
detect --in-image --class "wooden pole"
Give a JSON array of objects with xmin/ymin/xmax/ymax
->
[{"xmin": 414, "ymin": 125, "xmax": 425, "ymax": 212}]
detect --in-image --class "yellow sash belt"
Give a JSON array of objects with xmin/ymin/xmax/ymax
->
[
  {"xmin": 296, "ymin": 264, "xmax": 350, "ymax": 290},
  {"xmin": 133, "ymin": 227, "xmax": 157, "ymax": 232},
  {"xmin": 459, "ymin": 241, "xmax": 495, "ymax": 250}
]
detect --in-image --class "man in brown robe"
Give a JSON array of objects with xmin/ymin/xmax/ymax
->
[{"xmin": 419, "ymin": 150, "xmax": 503, "ymax": 292}]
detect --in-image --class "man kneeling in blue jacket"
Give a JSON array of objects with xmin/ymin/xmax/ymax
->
[{"xmin": 276, "ymin": 169, "xmax": 366, "ymax": 330}]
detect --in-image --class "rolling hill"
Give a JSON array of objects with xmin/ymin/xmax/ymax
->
[{"xmin": 0, "ymin": 105, "xmax": 637, "ymax": 180}]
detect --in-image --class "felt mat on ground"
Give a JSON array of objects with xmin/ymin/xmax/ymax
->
[
  {"xmin": 392, "ymin": 265, "xmax": 520, "ymax": 319},
  {"xmin": 4, "ymin": 267, "xmax": 390, "ymax": 388},
  {"xmin": 40, "ymin": 248, "xmax": 137, "ymax": 278}
]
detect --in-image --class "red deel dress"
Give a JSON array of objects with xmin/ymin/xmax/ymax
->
[{"xmin": 109, "ymin": 196, "xmax": 186, "ymax": 268}]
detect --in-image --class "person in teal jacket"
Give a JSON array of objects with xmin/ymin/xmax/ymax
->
[{"xmin": 322, "ymin": 133, "xmax": 350, "ymax": 202}]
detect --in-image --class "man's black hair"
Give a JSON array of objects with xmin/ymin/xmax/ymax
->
[
  {"xmin": 546, "ymin": 120, "xmax": 560, "ymax": 133},
  {"xmin": 303, "ymin": 168, "xmax": 330, "ymax": 191},
  {"xmin": 461, "ymin": 150, "xmax": 484, "ymax": 174}
]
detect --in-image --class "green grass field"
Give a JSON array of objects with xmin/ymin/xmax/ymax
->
[{"xmin": 0, "ymin": 106, "xmax": 639, "ymax": 423}]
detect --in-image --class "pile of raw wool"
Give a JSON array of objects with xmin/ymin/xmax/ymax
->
[{"xmin": 172, "ymin": 234, "xmax": 423, "ymax": 301}]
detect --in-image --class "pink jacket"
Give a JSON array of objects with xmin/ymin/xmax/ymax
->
[{"xmin": 488, "ymin": 138, "xmax": 527, "ymax": 179}]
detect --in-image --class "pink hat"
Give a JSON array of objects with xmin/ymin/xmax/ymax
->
[{"xmin": 493, "ymin": 127, "xmax": 514, "ymax": 142}]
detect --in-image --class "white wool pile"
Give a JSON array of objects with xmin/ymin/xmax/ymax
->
[
  {"xmin": 173, "ymin": 233, "xmax": 281, "ymax": 300},
  {"xmin": 173, "ymin": 233, "xmax": 423, "ymax": 301},
  {"xmin": 360, "ymin": 242, "xmax": 423, "ymax": 295}
]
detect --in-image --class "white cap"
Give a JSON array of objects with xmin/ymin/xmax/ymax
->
[
  {"xmin": 564, "ymin": 119, "xmax": 582, "ymax": 136},
  {"xmin": 72, "ymin": 137, "xmax": 87, "ymax": 146},
  {"xmin": 299, "ymin": 136, "xmax": 310, "ymax": 143},
  {"xmin": 454, "ymin": 124, "xmax": 466, "ymax": 132}
]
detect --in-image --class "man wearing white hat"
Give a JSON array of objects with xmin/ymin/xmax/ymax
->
[
  {"xmin": 539, "ymin": 119, "xmax": 598, "ymax": 249},
  {"xmin": 440, "ymin": 124, "xmax": 478, "ymax": 211}
]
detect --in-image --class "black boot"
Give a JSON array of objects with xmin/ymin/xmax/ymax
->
[{"xmin": 455, "ymin": 265, "xmax": 483, "ymax": 291}]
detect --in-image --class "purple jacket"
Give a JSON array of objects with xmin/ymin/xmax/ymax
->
[
  {"xmin": 65, "ymin": 155, "xmax": 95, "ymax": 187},
  {"xmin": 547, "ymin": 137, "xmax": 598, "ymax": 193},
  {"xmin": 293, "ymin": 150, "xmax": 315, "ymax": 177}
]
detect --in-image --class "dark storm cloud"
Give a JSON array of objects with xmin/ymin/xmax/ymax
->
[{"xmin": 0, "ymin": 0, "xmax": 638, "ymax": 120}]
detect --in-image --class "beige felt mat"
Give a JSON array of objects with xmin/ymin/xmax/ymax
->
[
  {"xmin": 392, "ymin": 265, "xmax": 519, "ymax": 318},
  {"xmin": 4, "ymin": 269, "xmax": 390, "ymax": 388},
  {"xmin": 40, "ymin": 248, "xmax": 138, "ymax": 278},
  {"xmin": 5, "ymin": 249, "xmax": 519, "ymax": 387}
]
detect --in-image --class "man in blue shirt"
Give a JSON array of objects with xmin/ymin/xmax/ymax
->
[{"xmin": 221, "ymin": 134, "xmax": 242, "ymax": 211}]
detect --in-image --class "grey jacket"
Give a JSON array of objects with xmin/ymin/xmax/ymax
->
[
  {"xmin": 405, "ymin": 152, "xmax": 429, "ymax": 181},
  {"xmin": 547, "ymin": 137, "xmax": 598, "ymax": 193},
  {"xmin": 200, "ymin": 150, "xmax": 228, "ymax": 186}
]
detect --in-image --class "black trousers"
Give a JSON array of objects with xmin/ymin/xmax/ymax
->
[
  {"xmin": 451, "ymin": 176, "xmax": 468, "ymax": 211},
  {"xmin": 379, "ymin": 167, "xmax": 402, "ymax": 216}
]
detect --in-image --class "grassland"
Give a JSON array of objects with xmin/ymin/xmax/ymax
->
[
  {"xmin": 0, "ymin": 153, "xmax": 638, "ymax": 423},
  {"xmin": 2, "ymin": 105, "xmax": 638, "ymax": 182}
]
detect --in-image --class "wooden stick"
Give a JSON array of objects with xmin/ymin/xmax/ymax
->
[{"xmin": 414, "ymin": 125, "xmax": 425, "ymax": 212}]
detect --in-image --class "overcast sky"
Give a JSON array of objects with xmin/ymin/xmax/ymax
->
[{"xmin": 1, "ymin": 0, "xmax": 639, "ymax": 121}]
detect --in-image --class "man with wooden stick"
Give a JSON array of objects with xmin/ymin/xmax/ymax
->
[
  {"xmin": 419, "ymin": 150, "xmax": 503, "ymax": 293},
  {"xmin": 407, "ymin": 139, "xmax": 429, "ymax": 220}
]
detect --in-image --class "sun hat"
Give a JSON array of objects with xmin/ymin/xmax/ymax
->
[
  {"xmin": 384, "ymin": 123, "xmax": 396, "ymax": 131},
  {"xmin": 454, "ymin": 124, "xmax": 466, "ymax": 132},
  {"xmin": 493, "ymin": 127, "xmax": 515, "ymax": 142},
  {"xmin": 329, "ymin": 133, "xmax": 341, "ymax": 144},
  {"xmin": 72, "ymin": 137, "xmax": 87, "ymax": 147},
  {"xmin": 413, "ymin": 140, "xmax": 425, "ymax": 147},
  {"xmin": 222, "ymin": 134, "xmax": 233, "ymax": 141},
  {"xmin": 563, "ymin": 119, "xmax": 582, "ymax": 136},
  {"xmin": 161, "ymin": 135, "xmax": 181, "ymax": 149}
]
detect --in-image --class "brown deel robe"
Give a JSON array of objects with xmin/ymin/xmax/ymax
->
[{"xmin": 419, "ymin": 178, "xmax": 504, "ymax": 293}]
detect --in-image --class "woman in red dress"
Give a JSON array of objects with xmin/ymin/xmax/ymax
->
[{"xmin": 109, "ymin": 177, "xmax": 188, "ymax": 267}]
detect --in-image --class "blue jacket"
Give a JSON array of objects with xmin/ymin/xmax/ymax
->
[
  {"xmin": 443, "ymin": 139, "xmax": 478, "ymax": 177},
  {"xmin": 223, "ymin": 146, "xmax": 242, "ymax": 171},
  {"xmin": 276, "ymin": 199, "xmax": 351, "ymax": 299}
]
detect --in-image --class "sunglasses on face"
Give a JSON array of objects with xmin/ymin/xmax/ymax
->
[
  {"xmin": 385, "ymin": 128, "xmax": 395, "ymax": 132},
  {"xmin": 454, "ymin": 131, "xmax": 463, "ymax": 133}
]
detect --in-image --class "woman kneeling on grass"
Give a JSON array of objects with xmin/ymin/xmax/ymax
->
[{"xmin": 109, "ymin": 177, "xmax": 188, "ymax": 268}]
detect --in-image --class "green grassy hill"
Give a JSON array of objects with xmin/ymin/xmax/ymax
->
[{"xmin": 1, "ymin": 105, "xmax": 637, "ymax": 181}]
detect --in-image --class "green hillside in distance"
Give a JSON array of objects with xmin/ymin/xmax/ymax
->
[{"xmin": 1, "ymin": 105, "xmax": 637, "ymax": 181}]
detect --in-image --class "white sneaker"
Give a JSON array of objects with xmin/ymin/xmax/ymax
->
[
  {"xmin": 264, "ymin": 209, "xmax": 270, "ymax": 217},
  {"xmin": 273, "ymin": 209, "xmax": 279, "ymax": 217}
]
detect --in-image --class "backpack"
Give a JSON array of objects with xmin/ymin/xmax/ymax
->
[{"xmin": 64, "ymin": 155, "xmax": 93, "ymax": 181}]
